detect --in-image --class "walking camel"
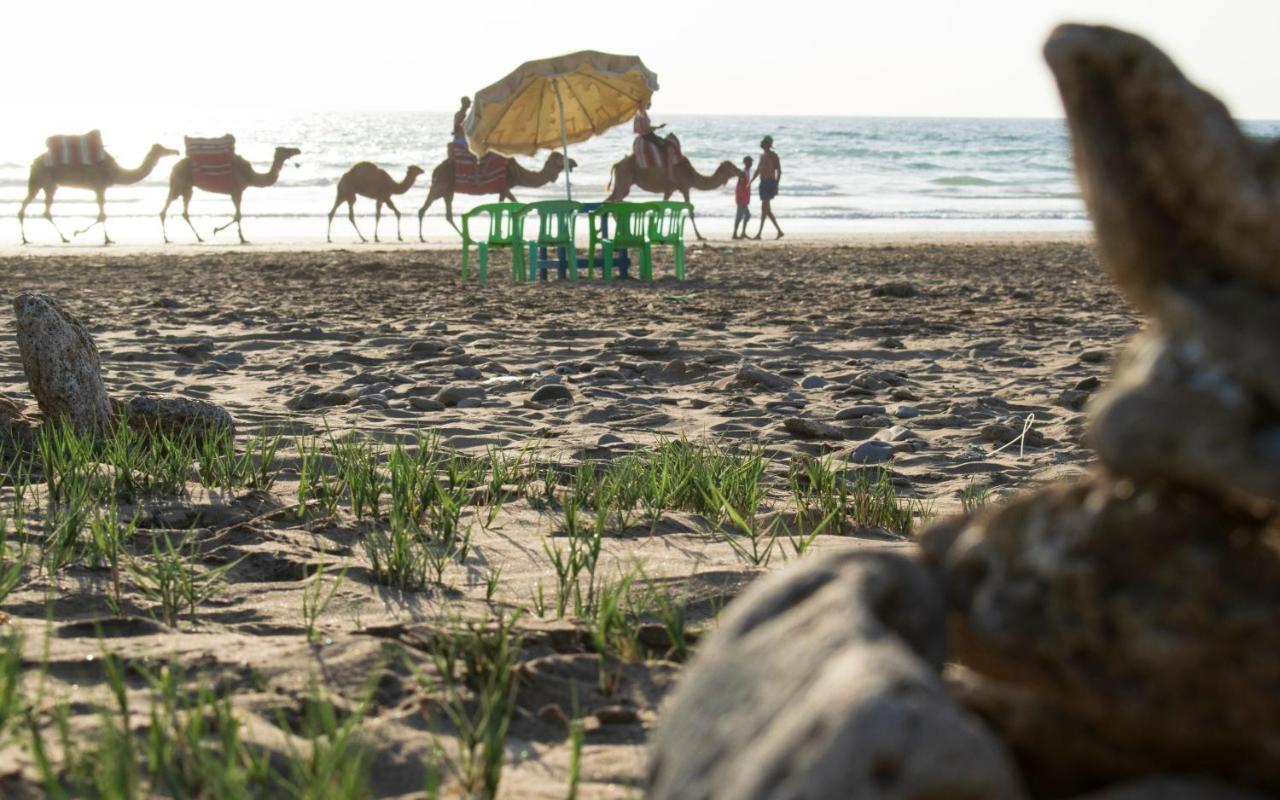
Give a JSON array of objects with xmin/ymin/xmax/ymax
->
[
  {"xmin": 160, "ymin": 146, "xmax": 301, "ymax": 244},
  {"xmin": 327, "ymin": 163, "xmax": 425, "ymax": 243},
  {"xmin": 605, "ymin": 156, "xmax": 743, "ymax": 241},
  {"xmin": 416, "ymin": 151, "xmax": 575, "ymax": 241},
  {"xmin": 19, "ymin": 142, "xmax": 178, "ymax": 245}
]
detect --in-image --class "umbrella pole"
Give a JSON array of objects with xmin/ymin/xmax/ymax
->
[{"xmin": 553, "ymin": 80, "xmax": 572, "ymax": 201}]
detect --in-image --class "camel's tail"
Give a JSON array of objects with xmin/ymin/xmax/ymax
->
[{"xmin": 606, "ymin": 163, "xmax": 615, "ymax": 194}]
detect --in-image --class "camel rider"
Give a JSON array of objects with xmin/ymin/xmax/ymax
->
[
  {"xmin": 634, "ymin": 105, "xmax": 677, "ymax": 180},
  {"xmin": 452, "ymin": 96, "xmax": 471, "ymax": 152}
]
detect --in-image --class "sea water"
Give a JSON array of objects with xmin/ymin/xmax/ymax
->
[{"xmin": 1, "ymin": 110, "xmax": 1276, "ymax": 245}]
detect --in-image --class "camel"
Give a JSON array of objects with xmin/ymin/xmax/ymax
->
[
  {"xmin": 160, "ymin": 146, "xmax": 301, "ymax": 244},
  {"xmin": 605, "ymin": 156, "xmax": 742, "ymax": 240},
  {"xmin": 416, "ymin": 151, "xmax": 576, "ymax": 241},
  {"xmin": 18, "ymin": 142, "xmax": 178, "ymax": 245},
  {"xmin": 327, "ymin": 163, "xmax": 424, "ymax": 243}
]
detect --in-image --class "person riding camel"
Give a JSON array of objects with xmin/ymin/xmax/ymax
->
[
  {"xmin": 452, "ymin": 96, "xmax": 471, "ymax": 152},
  {"xmin": 633, "ymin": 103, "xmax": 678, "ymax": 181}
]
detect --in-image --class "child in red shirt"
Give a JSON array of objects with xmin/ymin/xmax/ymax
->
[{"xmin": 732, "ymin": 155, "xmax": 754, "ymax": 240}]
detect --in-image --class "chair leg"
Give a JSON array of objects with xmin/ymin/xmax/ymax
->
[
  {"xmin": 641, "ymin": 245, "xmax": 653, "ymax": 281},
  {"xmin": 528, "ymin": 243, "xmax": 539, "ymax": 281},
  {"xmin": 477, "ymin": 243, "xmax": 489, "ymax": 283},
  {"xmin": 602, "ymin": 243, "xmax": 614, "ymax": 281},
  {"xmin": 462, "ymin": 243, "xmax": 470, "ymax": 280},
  {"xmin": 675, "ymin": 241, "xmax": 686, "ymax": 280},
  {"xmin": 568, "ymin": 245, "xmax": 577, "ymax": 281}
]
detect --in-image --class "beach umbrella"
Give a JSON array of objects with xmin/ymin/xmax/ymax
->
[{"xmin": 464, "ymin": 51, "xmax": 659, "ymax": 200}]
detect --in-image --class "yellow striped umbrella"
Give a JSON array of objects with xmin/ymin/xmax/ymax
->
[{"xmin": 464, "ymin": 51, "xmax": 659, "ymax": 199}]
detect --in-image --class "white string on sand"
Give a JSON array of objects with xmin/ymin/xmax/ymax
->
[{"xmin": 990, "ymin": 413, "xmax": 1037, "ymax": 458}]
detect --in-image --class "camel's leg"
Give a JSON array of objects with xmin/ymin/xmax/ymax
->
[
  {"xmin": 234, "ymin": 195, "xmax": 247, "ymax": 244},
  {"xmin": 385, "ymin": 199, "xmax": 403, "ymax": 242},
  {"xmin": 326, "ymin": 195, "xmax": 341, "ymax": 243},
  {"xmin": 74, "ymin": 189, "xmax": 109, "ymax": 241},
  {"xmin": 181, "ymin": 192, "xmax": 203, "ymax": 243},
  {"xmin": 419, "ymin": 187, "xmax": 454, "ymax": 240},
  {"xmin": 443, "ymin": 194, "xmax": 460, "ymax": 235},
  {"xmin": 682, "ymin": 189, "xmax": 705, "ymax": 241},
  {"xmin": 347, "ymin": 200, "xmax": 366, "ymax": 243},
  {"xmin": 373, "ymin": 200, "xmax": 383, "ymax": 243},
  {"xmin": 40, "ymin": 188, "xmax": 69, "ymax": 243},
  {"xmin": 17, "ymin": 186, "xmax": 38, "ymax": 245},
  {"xmin": 160, "ymin": 190, "xmax": 177, "ymax": 244}
]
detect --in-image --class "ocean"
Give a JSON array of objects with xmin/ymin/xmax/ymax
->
[{"xmin": 2, "ymin": 110, "xmax": 1277, "ymax": 245}]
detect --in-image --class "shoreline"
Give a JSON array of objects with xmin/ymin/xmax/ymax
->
[{"xmin": 0, "ymin": 230, "xmax": 1093, "ymax": 258}]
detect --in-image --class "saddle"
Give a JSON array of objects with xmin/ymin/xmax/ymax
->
[
  {"xmin": 44, "ymin": 130, "xmax": 106, "ymax": 167},
  {"xmin": 185, "ymin": 135, "xmax": 236, "ymax": 192},
  {"xmin": 451, "ymin": 142, "xmax": 509, "ymax": 195},
  {"xmin": 634, "ymin": 133, "xmax": 682, "ymax": 171}
]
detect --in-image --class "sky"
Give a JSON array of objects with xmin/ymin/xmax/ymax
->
[{"xmin": 6, "ymin": 0, "xmax": 1279, "ymax": 119}]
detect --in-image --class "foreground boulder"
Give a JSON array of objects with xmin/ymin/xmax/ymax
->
[
  {"xmin": 15, "ymin": 293, "xmax": 112, "ymax": 432},
  {"xmin": 652, "ymin": 25, "xmax": 1280, "ymax": 799}
]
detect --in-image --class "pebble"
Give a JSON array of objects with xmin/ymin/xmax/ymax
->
[
  {"xmin": 453, "ymin": 366, "xmax": 483, "ymax": 380},
  {"xmin": 1079, "ymin": 349, "xmax": 1110, "ymax": 364},
  {"xmin": 435, "ymin": 384, "xmax": 486, "ymax": 407},
  {"xmin": 735, "ymin": 364, "xmax": 795, "ymax": 391},
  {"xmin": 1074, "ymin": 375, "xmax": 1102, "ymax": 391},
  {"xmin": 894, "ymin": 405, "xmax": 921, "ymax": 419},
  {"xmin": 409, "ymin": 397, "xmax": 446, "ymax": 412},
  {"xmin": 784, "ymin": 417, "xmax": 845, "ymax": 440},
  {"xmin": 850, "ymin": 440, "xmax": 895, "ymax": 464},
  {"xmin": 531, "ymin": 384, "xmax": 574, "ymax": 404},
  {"xmin": 800, "ymin": 375, "xmax": 828, "ymax": 390},
  {"xmin": 456, "ymin": 398, "xmax": 483, "ymax": 409},
  {"xmin": 835, "ymin": 404, "xmax": 886, "ymax": 420}
]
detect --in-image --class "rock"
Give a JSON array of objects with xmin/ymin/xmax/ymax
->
[
  {"xmin": 978, "ymin": 418, "xmax": 1049, "ymax": 449},
  {"xmin": 456, "ymin": 398, "xmax": 483, "ymax": 409},
  {"xmin": 408, "ymin": 339, "xmax": 446, "ymax": 356},
  {"xmin": 1056, "ymin": 389, "xmax": 1090, "ymax": 411},
  {"xmin": 649, "ymin": 552, "xmax": 1023, "ymax": 799},
  {"xmin": 894, "ymin": 405, "xmax": 920, "ymax": 419},
  {"xmin": 1079, "ymin": 349, "xmax": 1110, "ymax": 364},
  {"xmin": 453, "ymin": 365, "xmax": 483, "ymax": 380},
  {"xmin": 530, "ymin": 384, "xmax": 573, "ymax": 404},
  {"xmin": 610, "ymin": 337, "xmax": 674, "ymax": 358},
  {"xmin": 15, "ymin": 293, "xmax": 112, "ymax": 432},
  {"xmin": 210, "ymin": 351, "xmax": 245, "ymax": 367},
  {"xmin": 850, "ymin": 440, "xmax": 895, "ymax": 464},
  {"xmin": 1074, "ymin": 376, "xmax": 1101, "ymax": 391},
  {"xmin": 783, "ymin": 417, "xmax": 845, "ymax": 440},
  {"xmin": 870, "ymin": 281, "xmax": 919, "ymax": 298},
  {"xmin": 435, "ymin": 384, "xmax": 486, "ymax": 407},
  {"xmin": 126, "ymin": 395, "xmax": 235, "ymax": 443},
  {"xmin": 286, "ymin": 391, "xmax": 352, "ymax": 412},
  {"xmin": 933, "ymin": 477, "xmax": 1280, "ymax": 795},
  {"xmin": 800, "ymin": 375, "xmax": 827, "ymax": 390},
  {"xmin": 836, "ymin": 404, "xmax": 886, "ymax": 420},
  {"xmin": 596, "ymin": 433, "xmax": 623, "ymax": 448},
  {"xmin": 890, "ymin": 387, "xmax": 920, "ymax": 402},
  {"xmin": 734, "ymin": 364, "xmax": 795, "ymax": 391},
  {"xmin": 409, "ymin": 397, "xmax": 445, "ymax": 412},
  {"xmin": 877, "ymin": 337, "xmax": 906, "ymax": 349},
  {"xmin": 875, "ymin": 425, "xmax": 916, "ymax": 443},
  {"xmin": 174, "ymin": 340, "xmax": 214, "ymax": 360}
]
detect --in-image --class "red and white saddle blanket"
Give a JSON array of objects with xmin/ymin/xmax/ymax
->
[
  {"xmin": 44, "ymin": 130, "xmax": 106, "ymax": 167},
  {"xmin": 451, "ymin": 143, "xmax": 509, "ymax": 195},
  {"xmin": 634, "ymin": 134, "xmax": 682, "ymax": 171},
  {"xmin": 186, "ymin": 135, "xmax": 236, "ymax": 192}
]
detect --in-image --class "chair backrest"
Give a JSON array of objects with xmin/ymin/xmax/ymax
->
[
  {"xmin": 521, "ymin": 200, "xmax": 581, "ymax": 243},
  {"xmin": 462, "ymin": 202, "xmax": 526, "ymax": 245},
  {"xmin": 589, "ymin": 202, "xmax": 650, "ymax": 244},
  {"xmin": 646, "ymin": 201, "xmax": 692, "ymax": 244}
]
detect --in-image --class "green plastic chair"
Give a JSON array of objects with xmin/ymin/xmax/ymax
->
[
  {"xmin": 645, "ymin": 201, "xmax": 693, "ymax": 280},
  {"xmin": 520, "ymin": 200, "xmax": 582, "ymax": 281},
  {"xmin": 460, "ymin": 202, "xmax": 526, "ymax": 282},
  {"xmin": 587, "ymin": 202, "xmax": 650, "ymax": 280}
]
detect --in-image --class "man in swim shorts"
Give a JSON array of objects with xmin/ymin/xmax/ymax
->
[{"xmin": 753, "ymin": 135, "xmax": 783, "ymax": 239}]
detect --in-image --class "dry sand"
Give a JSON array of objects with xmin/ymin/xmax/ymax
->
[{"xmin": 0, "ymin": 238, "xmax": 1136, "ymax": 798}]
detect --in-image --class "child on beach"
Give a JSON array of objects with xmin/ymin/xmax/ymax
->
[{"xmin": 733, "ymin": 155, "xmax": 754, "ymax": 240}]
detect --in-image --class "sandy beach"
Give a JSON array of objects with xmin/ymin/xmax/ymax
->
[{"xmin": 0, "ymin": 237, "xmax": 1135, "ymax": 798}]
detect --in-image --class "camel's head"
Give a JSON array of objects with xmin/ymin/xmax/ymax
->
[
  {"xmin": 718, "ymin": 161, "xmax": 745, "ymax": 180},
  {"xmin": 548, "ymin": 151, "xmax": 578, "ymax": 173},
  {"xmin": 150, "ymin": 143, "xmax": 180, "ymax": 160},
  {"xmin": 408, "ymin": 165, "xmax": 426, "ymax": 180},
  {"xmin": 275, "ymin": 146, "xmax": 302, "ymax": 167}
]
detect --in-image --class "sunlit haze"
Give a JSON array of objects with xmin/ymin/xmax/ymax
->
[{"xmin": 8, "ymin": 0, "xmax": 1280, "ymax": 119}]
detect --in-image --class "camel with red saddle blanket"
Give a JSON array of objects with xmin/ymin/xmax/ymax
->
[
  {"xmin": 415, "ymin": 149, "xmax": 575, "ymax": 241},
  {"xmin": 18, "ymin": 131, "xmax": 177, "ymax": 245},
  {"xmin": 160, "ymin": 137, "xmax": 301, "ymax": 244},
  {"xmin": 605, "ymin": 150, "xmax": 742, "ymax": 241}
]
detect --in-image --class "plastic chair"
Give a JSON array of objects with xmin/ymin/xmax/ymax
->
[
  {"xmin": 460, "ymin": 202, "xmax": 526, "ymax": 282},
  {"xmin": 644, "ymin": 201, "xmax": 693, "ymax": 280},
  {"xmin": 520, "ymin": 200, "xmax": 582, "ymax": 281},
  {"xmin": 587, "ymin": 203, "xmax": 649, "ymax": 280}
]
